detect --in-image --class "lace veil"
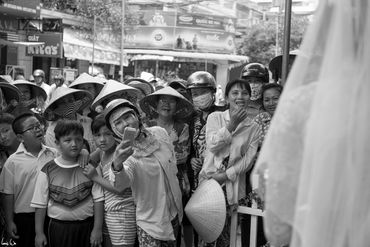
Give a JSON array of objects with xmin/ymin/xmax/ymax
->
[{"xmin": 252, "ymin": 0, "xmax": 370, "ymax": 246}]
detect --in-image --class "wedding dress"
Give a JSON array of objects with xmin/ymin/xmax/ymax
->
[{"xmin": 252, "ymin": 0, "xmax": 370, "ymax": 246}]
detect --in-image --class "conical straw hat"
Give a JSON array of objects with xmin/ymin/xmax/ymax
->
[
  {"xmin": 12, "ymin": 79, "xmax": 47, "ymax": 101},
  {"xmin": 91, "ymin": 79, "xmax": 140, "ymax": 110},
  {"xmin": 185, "ymin": 179, "xmax": 226, "ymax": 243},
  {"xmin": 139, "ymin": 86, "xmax": 194, "ymax": 119},
  {"xmin": 69, "ymin": 72, "xmax": 105, "ymax": 93},
  {"xmin": 44, "ymin": 87, "xmax": 93, "ymax": 121},
  {"xmin": 0, "ymin": 81, "xmax": 20, "ymax": 103}
]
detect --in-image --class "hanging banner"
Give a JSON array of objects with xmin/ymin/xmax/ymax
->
[
  {"xmin": 26, "ymin": 32, "xmax": 63, "ymax": 58},
  {"xmin": 125, "ymin": 26, "xmax": 175, "ymax": 49},
  {"xmin": 173, "ymin": 27, "xmax": 235, "ymax": 53},
  {"xmin": 123, "ymin": 10, "xmax": 236, "ymax": 54}
]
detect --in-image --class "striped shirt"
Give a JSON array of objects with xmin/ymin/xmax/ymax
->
[{"xmin": 100, "ymin": 160, "xmax": 134, "ymax": 212}]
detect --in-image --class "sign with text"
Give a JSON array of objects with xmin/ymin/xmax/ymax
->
[
  {"xmin": 122, "ymin": 10, "xmax": 236, "ymax": 54},
  {"xmin": 26, "ymin": 32, "xmax": 63, "ymax": 58}
]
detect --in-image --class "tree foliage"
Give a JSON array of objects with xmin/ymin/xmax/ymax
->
[{"xmin": 237, "ymin": 14, "xmax": 310, "ymax": 66}]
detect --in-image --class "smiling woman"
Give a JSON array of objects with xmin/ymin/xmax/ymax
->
[{"xmin": 198, "ymin": 78, "xmax": 260, "ymax": 247}]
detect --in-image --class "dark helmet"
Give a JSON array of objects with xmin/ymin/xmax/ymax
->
[
  {"xmin": 187, "ymin": 71, "xmax": 216, "ymax": 91},
  {"xmin": 33, "ymin": 69, "xmax": 45, "ymax": 78},
  {"xmin": 104, "ymin": 98, "xmax": 139, "ymax": 132},
  {"xmin": 240, "ymin": 63, "xmax": 269, "ymax": 83}
]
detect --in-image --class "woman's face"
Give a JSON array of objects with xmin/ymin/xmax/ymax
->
[
  {"xmin": 113, "ymin": 112, "xmax": 139, "ymax": 136},
  {"xmin": 156, "ymin": 95, "xmax": 177, "ymax": 118},
  {"xmin": 18, "ymin": 85, "xmax": 32, "ymax": 101},
  {"xmin": 226, "ymin": 83, "xmax": 250, "ymax": 110},
  {"xmin": 263, "ymin": 88, "xmax": 281, "ymax": 115}
]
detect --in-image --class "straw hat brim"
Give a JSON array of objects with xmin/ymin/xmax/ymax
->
[
  {"xmin": 139, "ymin": 86, "xmax": 194, "ymax": 119},
  {"xmin": 0, "ymin": 82, "xmax": 20, "ymax": 102},
  {"xmin": 44, "ymin": 87, "xmax": 93, "ymax": 121},
  {"xmin": 12, "ymin": 80, "xmax": 47, "ymax": 101},
  {"xmin": 185, "ymin": 179, "xmax": 226, "ymax": 243},
  {"xmin": 69, "ymin": 73, "xmax": 105, "ymax": 92},
  {"xmin": 91, "ymin": 80, "xmax": 140, "ymax": 110}
]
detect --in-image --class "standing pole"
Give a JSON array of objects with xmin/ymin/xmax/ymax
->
[
  {"xmin": 120, "ymin": 0, "xmax": 125, "ymax": 83},
  {"xmin": 281, "ymin": 0, "xmax": 292, "ymax": 85},
  {"xmin": 92, "ymin": 15, "xmax": 96, "ymax": 75},
  {"xmin": 275, "ymin": 8, "xmax": 280, "ymax": 56}
]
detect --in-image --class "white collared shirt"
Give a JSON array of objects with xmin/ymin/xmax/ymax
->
[{"xmin": 0, "ymin": 143, "xmax": 58, "ymax": 213}]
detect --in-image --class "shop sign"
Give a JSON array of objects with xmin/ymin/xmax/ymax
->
[{"xmin": 26, "ymin": 33, "xmax": 63, "ymax": 58}]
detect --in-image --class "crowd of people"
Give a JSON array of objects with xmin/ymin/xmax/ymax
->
[{"xmin": 0, "ymin": 63, "xmax": 283, "ymax": 247}]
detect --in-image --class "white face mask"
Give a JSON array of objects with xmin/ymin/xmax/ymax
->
[
  {"xmin": 192, "ymin": 92, "xmax": 214, "ymax": 110},
  {"xmin": 250, "ymin": 83, "xmax": 263, "ymax": 101}
]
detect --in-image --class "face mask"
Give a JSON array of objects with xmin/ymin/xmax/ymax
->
[
  {"xmin": 192, "ymin": 92, "xmax": 214, "ymax": 111},
  {"xmin": 250, "ymin": 83, "xmax": 263, "ymax": 101},
  {"xmin": 54, "ymin": 100, "xmax": 83, "ymax": 119}
]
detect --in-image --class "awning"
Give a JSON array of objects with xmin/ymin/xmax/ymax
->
[
  {"xmin": 0, "ymin": 38, "xmax": 45, "ymax": 47},
  {"xmin": 125, "ymin": 49, "xmax": 249, "ymax": 63},
  {"xmin": 63, "ymin": 28, "xmax": 121, "ymax": 65},
  {"xmin": 131, "ymin": 54, "xmax": 174, "ymax": 61}
]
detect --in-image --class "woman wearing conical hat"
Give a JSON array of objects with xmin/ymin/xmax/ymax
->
[
  {"xmin": 43, "ymin": 87, "xmax": 93, "ymax": 150},
  {"xmin": 0, "ymin": 80, "xmax": 21, "ymax": 113},
  {"xmin": 67, "ymin": 73, "xmax": 106, "ymax": 151},
  {"xmin": 12, "ymin": 79, "xmax": 47, "ymax": 115},
  {"xmin": 140, "ymin": 86, "xmax": 194, "ymax": 247}
]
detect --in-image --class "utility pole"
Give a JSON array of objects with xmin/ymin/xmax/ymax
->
[{"xmin": 120, "ymin": 0, "xmax": 125, "ymax": 82}]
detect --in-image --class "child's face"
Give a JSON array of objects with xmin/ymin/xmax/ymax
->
[
  {"xmin": 0, "ymin": 123, "xmax": 17, "ymax": 147},
  {"xmin": 57, "ymin": 132, "xmax": 84, "ymax": 160},
  {"xmin": 93, "ymin": 126, "xmax": 116, "ymax": 152},
  {"xmin": 19, "ymin": 117, "xmax": 44, "ymax": 147}
]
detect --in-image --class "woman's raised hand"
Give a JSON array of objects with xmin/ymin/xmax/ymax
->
[
  {"xmin": 112, "ymin": 140, "xmax": 133, "ymax": 171},
  {"xmin": 227, "ymin": 106, "xmax": 248, "ymax": 132}
]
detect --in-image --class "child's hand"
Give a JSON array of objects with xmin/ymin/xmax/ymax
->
[
  {"xmin": 7, "ymin": 221, "xmax": 19, "ymax": 239},
  {"xmin": 83, "ymin": 164, "xmax": 98, "ymax": 180},
  {"xmin": 35, "ymin": 233, "xmax": 47, "ymax": 247},
  {"xmin": 78, "ymin": 149, "xmax": 90, "ymax": 168},
  {"xmin": 90, "ymin": 228, "xmax": 102, "ymax": 247}
]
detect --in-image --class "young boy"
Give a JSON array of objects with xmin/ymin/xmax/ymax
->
[
  {"xmin": 0, "ymin": 112, "xmax": 58, "ymax": 247},
  {"xmin": 86, "ymin": 114, "xmax": 136, "ymax": 247},
  {"xmin": 0, "ymin": 113, "xmax": 20, "ymax": 172},
  {"xmin": 31, "ymin": 119, "xmax": 104, "ymax": 247}
]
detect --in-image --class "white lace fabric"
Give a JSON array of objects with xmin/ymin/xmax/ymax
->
[{"xmin": 253, "ymin": 0, "xmax": 370, "ymax": 246}]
